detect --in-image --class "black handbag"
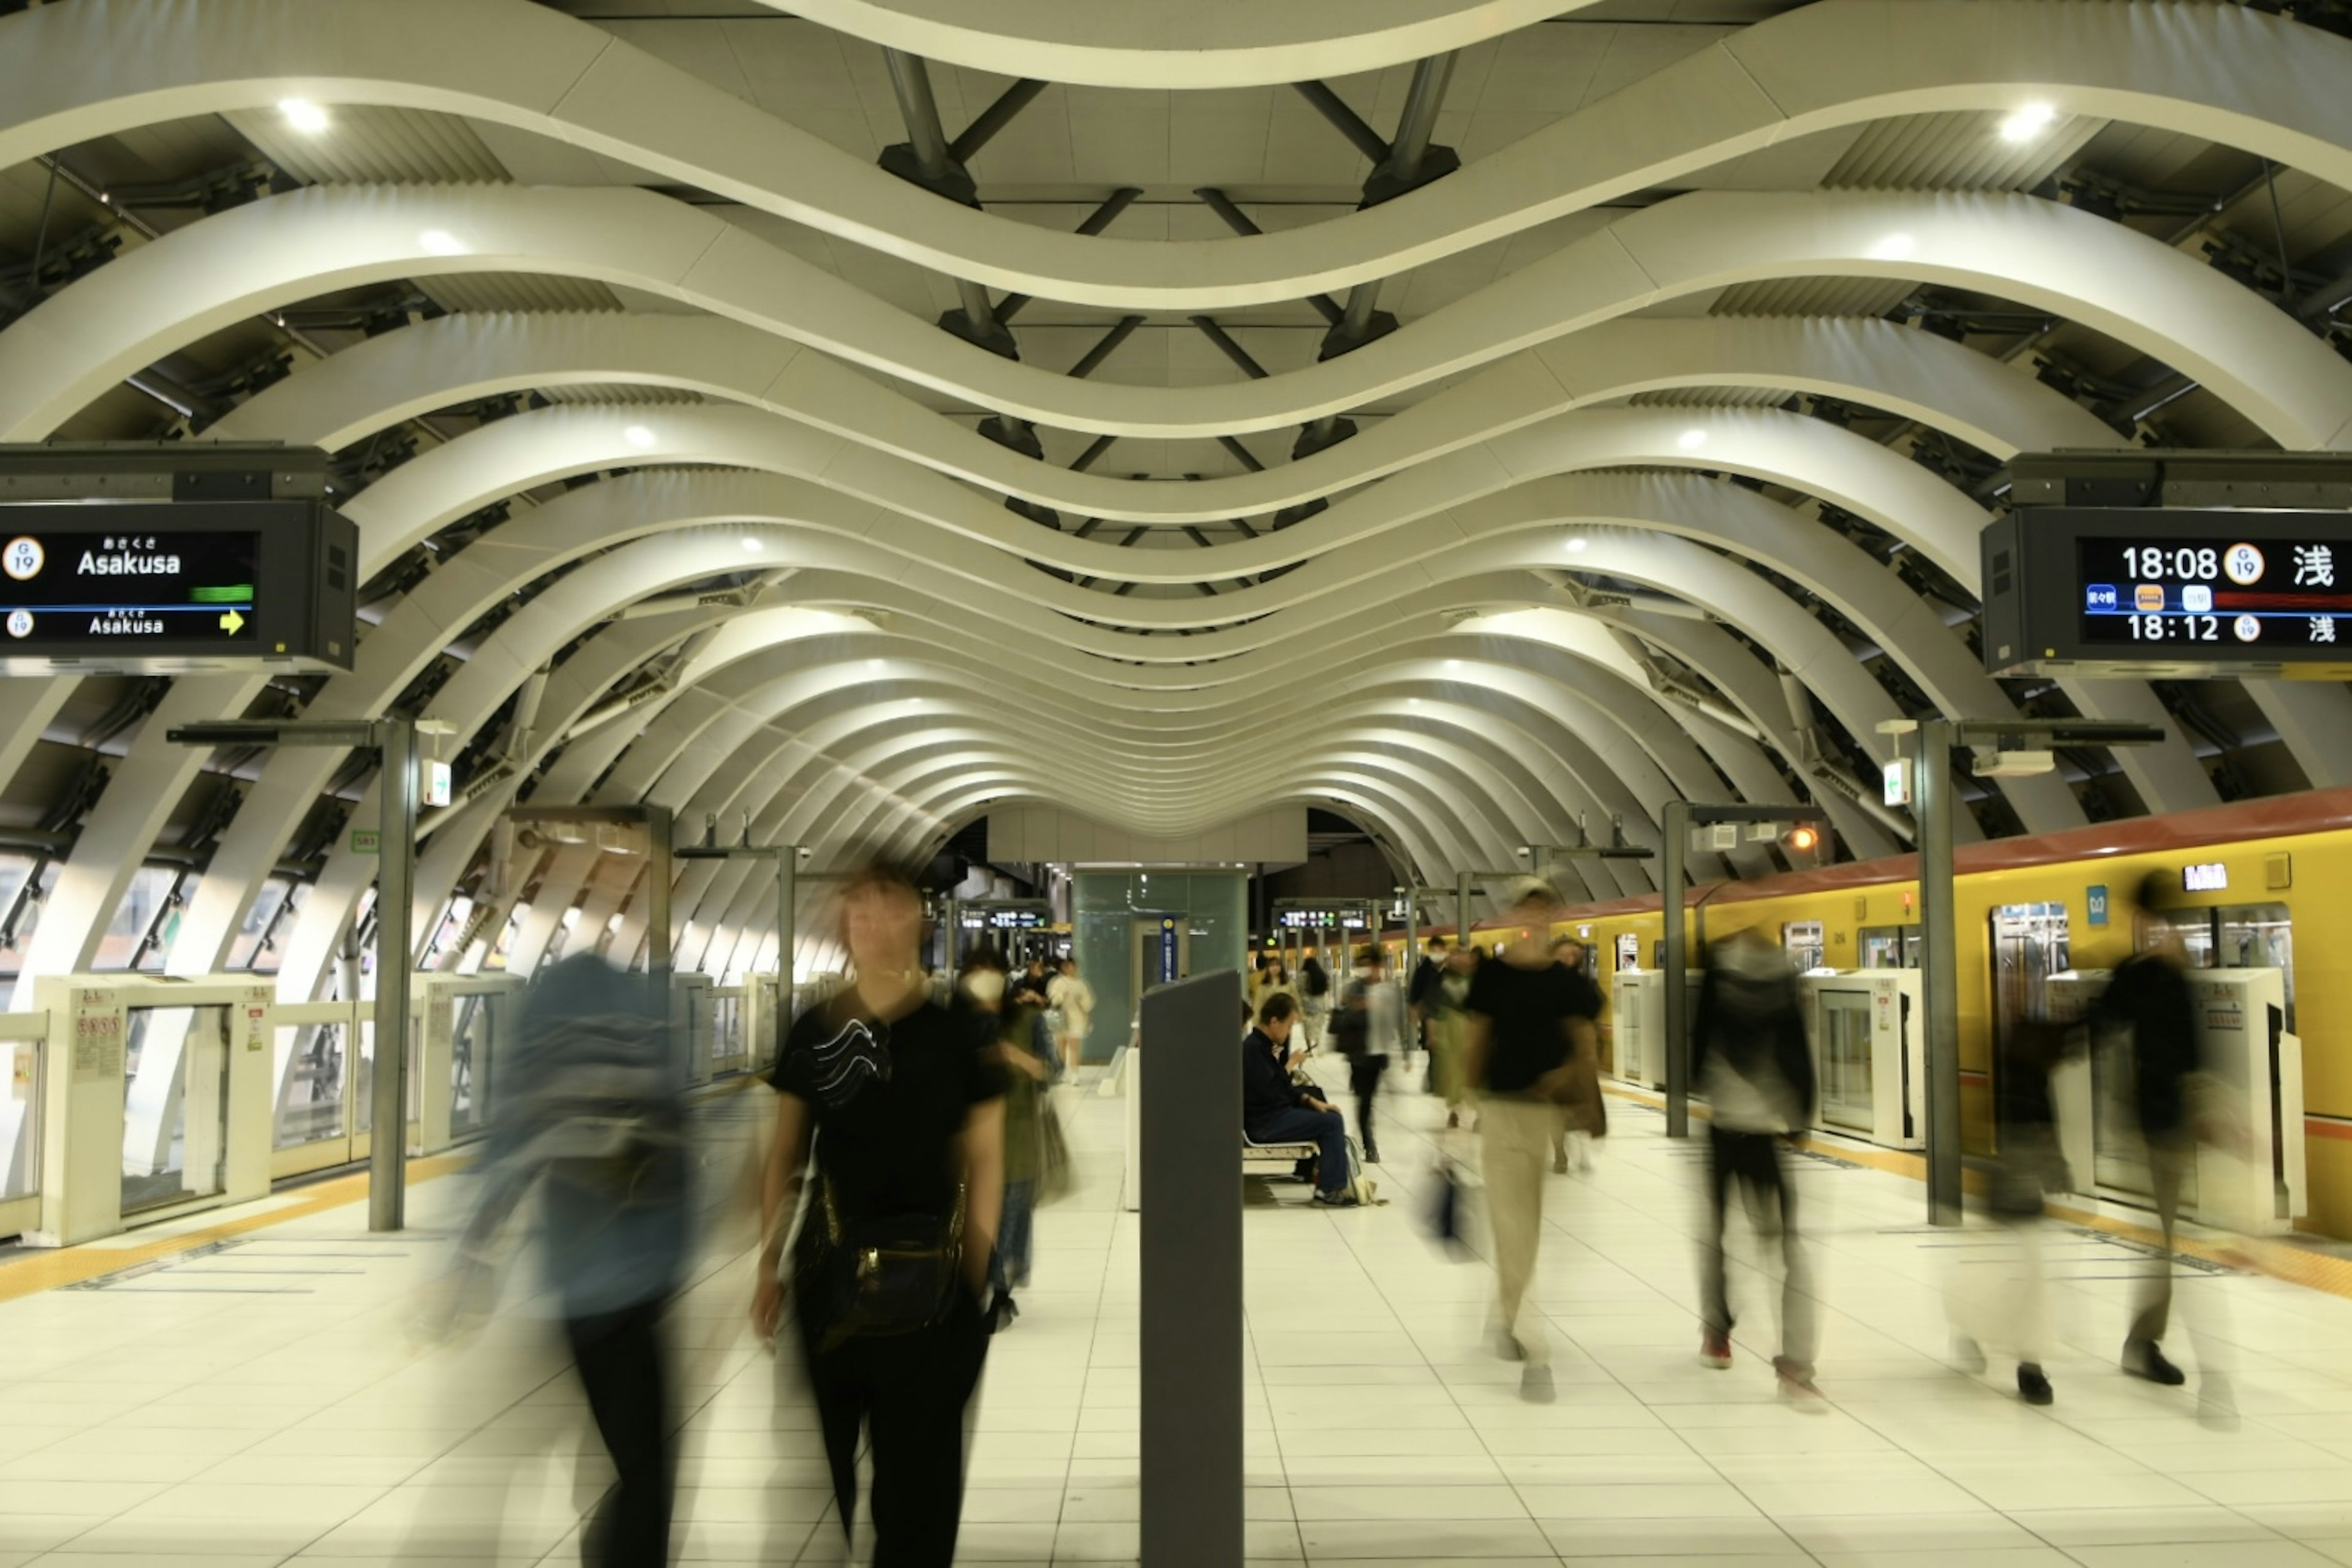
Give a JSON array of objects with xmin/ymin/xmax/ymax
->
[{"xmin": 794, "ymin": 1174, "xmax": 967, "ymax": 1351}]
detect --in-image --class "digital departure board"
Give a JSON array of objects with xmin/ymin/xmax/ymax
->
[
  {"xmin": 0, "ymin": 529, "xmax": 261, "ymax": 646},
  {"xmin": 1982, "ymin": 507, "xmax": 2352, "ymax": 678}
]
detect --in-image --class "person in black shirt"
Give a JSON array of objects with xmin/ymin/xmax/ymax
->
[
  {"xmin": 1243, "ymin": 994, "xmax": 1356, "ymax": 1205},
  {"xmin": 753, "ymin": 866, "xmax": 1006, "ymax": 1567},
  {"xmin": 1465, "ymin": 878, "xmax": 1596, "ymax": 1402},
  {"xmin": 2090, "ymin": 888, "xmax": 2205, "ymax": 1391}
]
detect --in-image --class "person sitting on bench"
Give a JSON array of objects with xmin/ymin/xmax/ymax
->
[{"xmin": 1244, "ymin": 994, "xmax": 1357, "ymax": 1207}]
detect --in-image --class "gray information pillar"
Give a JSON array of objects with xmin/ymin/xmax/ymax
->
[
  {"xmin": 1660, "ymin": 801, "xmax": 1691, "ymax": 1140},
  {"xmin": 1912, "ymin": 721, "xmax": 1964, "ymax": 1226},
  {"xmin": 371, "ymin": 718, "xmax": 417, "ymax": 1233},
  {"xmin": 1139, "ymin": 969, "xmax": 1244, "ymax": 1568},
  {"xmin": 1455, "ymin": 872, "xmax": 1471, "ymax": 952},
  {"xmin": 777, "ymin": 852, "xmax": 797, "ymax": 1017}
]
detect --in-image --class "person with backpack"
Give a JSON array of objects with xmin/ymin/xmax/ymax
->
[
  {"xmin": 1691, "ymin": 928, "xmax": 1822, "ymax": 1411},
  {"xmin": 752, "ymin": 865, "xmax": 1006, "ymax": 1567},
  {"xmin": 430, "ymin": 952, "xmax": 690, "ymax": 1566}
]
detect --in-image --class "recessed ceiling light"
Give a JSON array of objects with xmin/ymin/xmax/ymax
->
[
  {"xmin": 1869, "ymin": 232, "xmax": 1916, "ymax": 262},
  {"xmin": 417, "ymin": 228, "xmax": 464, "ymax": 255},
  {"xmin": 623, "ymin": 424, "xmax": 656, "ymax": 448},
  {"xmin": 1566, "ymin": 537, "xmax": 1589, "ymax": 554},
  {"xmin": 868, "ymin": 658, "xmax": 884, "ymax": 669},
  {"xmin": 1676, "ymin": 428, "xmax": 1709, "ymax": 451},
  {"xmin": 1997, "ymin": 102, "xmax": 2056, "ymax": 143},
  {"xmin": 741, "ymin": 536, "xmax": 763, "ymax": 552},
  {"xmin": 1445, "ymin": 659, "xmax": 1462, "ymax": 669},
  {"xmin": 279, "ymin": 97, "xmax": 330, "ymax": 135}
]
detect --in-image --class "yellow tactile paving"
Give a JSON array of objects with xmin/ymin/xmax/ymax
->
[
  {"xmin": 1597, "ymin": 1082, "xmax": 2352, "ymax": 1303},
  {"xmin": 0, "ymin": 1152, "xmax": 470, "ymax": 1304}
]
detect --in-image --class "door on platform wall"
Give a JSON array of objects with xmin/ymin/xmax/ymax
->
[
  {"xmin": 1989, "ymin": 902, "xmax": 2070, "ymax": 1161},
  {"xmin": 1129, "ymin": 914, "xmax": 1189, "ymax": 1019}
]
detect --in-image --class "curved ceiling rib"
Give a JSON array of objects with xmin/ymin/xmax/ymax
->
[
  {"xmin": 6, "ymin": 182, "xmax": 2350, "ymax": 449},
  {"xmin": 6, "ymin": 0, "xmax": 2350, "ymax": 309},
  {"xmin": 215, "ymin": 313, "xmax": 2123, "ymax": 525}
]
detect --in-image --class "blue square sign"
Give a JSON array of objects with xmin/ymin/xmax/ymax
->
[
  {"xmin": 2087, "ymin": 885, "xmax": 2108, "ymax": 927},
  {"xmin": 2084, "ymin": 584, "xmax": 2119, "ymax": 614}
]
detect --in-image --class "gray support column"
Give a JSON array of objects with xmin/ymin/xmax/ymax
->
[
  {"xmin": 1661, "ymin": 801, "xmax": 1691, "ymax": 1140},
  {"xmin": 1913, "ymin": 721, "xmax": 1964, "ymax": 1226},
  {"xmin": 944, "ymin": 897, "xmax": 960, "ymax": 971},
  {"xmin": 646, "ymin": 805, "xmax": 674, "ymax": 980},
  {"xmin": 777, "ymin": 851, "xmax": 797, "ymax": 1016},
  {"xmin": 1139, "ymin": 969, "xmax": 1245, "ymax": 1568},
  {"xmin": 1455, "ymin": 872, "xmax": 1471, "ymax": 953},
  {"xmin": 370, "ymin": 717, "xmax": 417, "ymax": 1234}
]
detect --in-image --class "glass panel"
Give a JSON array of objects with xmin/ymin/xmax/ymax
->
[
  {"xmin": 1858, "ymin": 925, "xmax": 1920, "ymax": 970},
  {"xmin": 1988, "ymin": 903, "xmax": 2070, "ymax": 1121},
  {"xmin": 1783, "ymin": 922, "xmax": 1826, "ymax": 973},
  {"xmin": 1817, "ymin": 990, "xmax": 1875, "ymax": 1134},
  {"xmin": 121, "ymin": 1005, "xmax": 230, "ymax": 1215},
  {"xmin": 1, "ymin": 1036, "xmax": 39, "ymax": 1200},
  {"xmin": 712, "ymin": 994, "xmax": 742, "ymax": 1068},
  {"xmin": 273, "ymin": 1022, "xmax": 348, "ymax": 1149},
  {"xmin": 228, "ymin": 879, "xmax": 293, "ymax": 971},
  {"xmin": 2211, "ymin": 905, "xmax": 2293, "ymax": 1035},
  {"xmin": 94, "ymin": 865, "xmax": 184, "ymax": 972},
  {"xmin": 448, "ymin": 993, "xmax": 496, "ymax": 1137}
]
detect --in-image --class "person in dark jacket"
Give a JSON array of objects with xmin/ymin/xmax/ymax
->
[
  {"xmin": 1949, "ymin": 1016, "xmax": 2078, "ymax": 1406},
  {"xmin": 1690, "ymin": 929, "xmax": 1822, "ymax": 1409},
  {"xmin": 424, "ymin": 954, "xmax": 690, "ymax": 1566},
  {"xmin": 2089, "ymin": 884, "xmax": 2204, "ymax": 1389},
  {"xmin": 1243, "ymin": 993, "xmax": 1355, "ymax": 1206}
]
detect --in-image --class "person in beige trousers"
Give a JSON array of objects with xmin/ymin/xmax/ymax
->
[
  {"xmin": 1464, "ymin": 880, "xmax": 1602, "ymax": 1404},
  {"xmin": 1047, "ymin": 956, "xmax": 1095, "ymax": 1084}
]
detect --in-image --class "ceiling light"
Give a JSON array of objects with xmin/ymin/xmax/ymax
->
[
  {"xmin": 1566, "ymin": 537, "xmax": 1589, "ymax": 554},
  {"xmin": 741, "ymin": 536, "xmax": 764, "ymax": 552},
  {"xmin": 623, "ymin": 424, "xmax": 656, "ymax": 449},
  {"xmin": 1997, "ymin": 102, "xmax": 2057, "ymax": 143},
  {"xmin": 1676, "ymin": 428, "xmax": 1709, "ymax": 452},
  {"xmin": 1869, "ymin": 233, "xmax": 1916, "ymax": 262},
  {"xmin": 279, "ymin": 97, "xmax": 330, "ymax": 135},
  {"xmin": 1444, "ymin": 659, "xmax": 1462, "ymax": 670},
  {"xmin": 417, "ymin": 228, "xmax": 464, "ymax": 256},
  {"xmin": 868, "ymin": 658, "xmax": 885, "ymax": 670}
]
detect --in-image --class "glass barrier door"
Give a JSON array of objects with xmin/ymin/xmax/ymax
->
[
  {"xmin": 271, "ymin": 1011, "xmax": 364, "ymax": 1177},
  {"xmin": 1816, "ymin": 989, "xmax": 1876, "ymax": 1136},
  {"xmin": 121, "ymin": 1005, "xmax": 231, "ymax": 1216},
  {"xmin": 448, "ymin": 993, "xmax": 497, "ymax": 1140},
  {"xmin": 1, "ymin": 1034, "xmax": 40, "ymax": 1224}
]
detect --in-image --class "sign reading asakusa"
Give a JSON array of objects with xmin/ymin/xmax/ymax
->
[{"xmin": 0, "ymin": 498, "xmax": 356, "ymax": 673}]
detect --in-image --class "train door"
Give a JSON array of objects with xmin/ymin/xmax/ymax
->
[
  {"xmin": 2168, "ymin": 903, "xmax": 2294, "ymax": 1033},
  {"xmin": 1988, "ymin": 903, "xmax": 2070, "ymax": 1145}
]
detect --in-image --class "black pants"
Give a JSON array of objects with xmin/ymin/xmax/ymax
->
[
  {"xmin": 565, "ymin": 1299, "xmax": 675, "ymax": 1568},
  {"xmin": 1700, "ymin": 1127, "xmax": 1815, "ymax": 1373},
  {"xmin": 799, "ymin": 1291, "xmax": 989, "ymax": 1567},
  {"xmin": 1349, "ymin": 1053, "xmax": 1389, "ymax": 1156}
]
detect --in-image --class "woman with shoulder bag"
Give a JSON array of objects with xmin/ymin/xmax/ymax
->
[{"xmin": 752, "ymin": 866, "xmax": 1006, "ymax": 1567}]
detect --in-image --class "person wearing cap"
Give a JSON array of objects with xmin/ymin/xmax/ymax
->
[{"xmin": 1464, "ymin": 876, "xmax": 1594, "ymax": 1403}]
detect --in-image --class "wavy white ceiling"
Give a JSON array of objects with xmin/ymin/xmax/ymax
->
[{"xmin": 0, "ymin": 0, "xmax": 2346, "ymax": 990}]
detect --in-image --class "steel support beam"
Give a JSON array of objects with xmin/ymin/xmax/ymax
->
[
  {"xmin": 949, "ymin": 77, "xmax": 1047, "ymax": 165},
  {"xmin": 1292, "ymin": 80, "xmax": 1390, "ymax": 166}
]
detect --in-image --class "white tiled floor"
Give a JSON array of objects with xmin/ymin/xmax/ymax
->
[{"xmin": 6, "ymin": 1060, "xmax": 2352, "ymax": 1565}]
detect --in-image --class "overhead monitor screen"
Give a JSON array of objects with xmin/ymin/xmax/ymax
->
[
  {"xmin": 0, "ymin": 529, "xmax": 260, "ymax": 649},
  {"xmin": 2077, "ymin": 537, "xmax": 2346, "ymax": 652}
]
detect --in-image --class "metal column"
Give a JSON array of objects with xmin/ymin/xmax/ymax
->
[
  {"xmin": 1660, "ymin": 802, "xmax": 1691, "ymax": 1140},
  {"xmin": 777, "ymin": 852, "xmax": 797, "ymax": 1017},
  {"xmin": 1455, "ymin": 872, "xmax": 1471, "ymax": 954},
  {"xmin": 645, "ymin": 805, "xmax": 674, "ymax": 980},
  {"xmin": 1913, "ymin": 720, "xmax": 1964, "ymax": 1225},
  {"xmin": 1139, "ymin": 970, "xmax": 1245, "ymax": 1567},
  {"xmin": 369, "ymin": 718, "xmax": 417, "ymax": 1233}
]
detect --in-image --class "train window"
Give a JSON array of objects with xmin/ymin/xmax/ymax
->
[
  {"xmin": 2166, "ymin": 904, "xmax": 2295, "ymax": 1035},
  {"xmin": 1989, "ymin": 903, "xmax": 2070, "ymax": 1137},
  {"xmin": 1858, "ymin": 925, "xmax": 1920, "ymax": 970},
  {"xmin": 1783, "ymin": 921, "xmax": 1826, "ymax": 973},
  {"xmin": 93, "ymin": 864, "xmax": 192, "ymax": 972}
]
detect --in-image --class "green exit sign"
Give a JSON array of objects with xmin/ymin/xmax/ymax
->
[{"xmin": 350, "ymin": 828, "xmax": 381, "ymax": 856}]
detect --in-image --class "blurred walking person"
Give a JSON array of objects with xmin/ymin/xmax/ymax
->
[
  {"xmin": 1466, "ymin": 879, "xmax": 1594, "ymax": 1402},
  {"xmin": 423, "ymin": 953, "xmax": 690, "ymax": 1566},
  {"xmin": 1425, "ymin": 943, "xmax": 1480, "ymax": 1129},
  {"xmin": 1691, "ymin": 929, "xmax": 1822, "ymax": 1409},
  {"xmin": 961, "ymin": 946, "xmax": 1051, "ymax": 1331},
  {"xmin": 1297, "ymin": 947, "xmax": 1332, "ymax": 1052},
  {"xmin": 753, "ymin": 866, "xmax": 1006, "ymax": 1567},
  {"xmin": 1333, "ymin": 945, "xmax": 1401, "ymax": 1166},
  {"xmin": 1950, "ymin": 1015, "xmax": 2078, "ymax": 1405},
  {"xmin": 1547, "ymin": 936, "xmax": 1606, "ymax": 1174},
  {"xmin": 1047, "ymin": 954, "xmax": 1095, "ymax": 1084},
  {"xmin": 2090, "ymin": 876, "xmax": 2239, "ymax": 1423}
]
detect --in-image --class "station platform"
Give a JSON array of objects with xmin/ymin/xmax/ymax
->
[{"xmin": 4, "ymin": 1070, "xmax": 2351, "ymax": 1567}]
